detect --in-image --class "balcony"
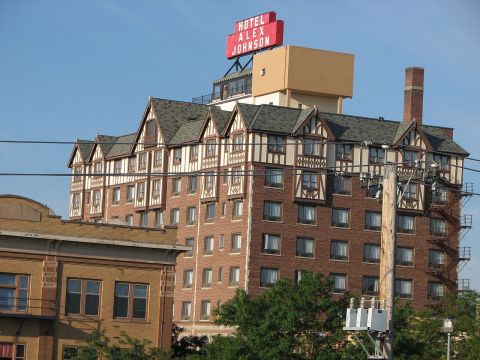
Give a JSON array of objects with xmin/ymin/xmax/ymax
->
[
  {"xmin": 458, "ymin": 279, "xmax": 470, "ymax": 291},
  {"xmin": 0, "ymin": 297, "xmax": 56, "ymax": 321},
  {"xmin": 459, "ymin": 247, "xmax": 471, "ymax": 262}
]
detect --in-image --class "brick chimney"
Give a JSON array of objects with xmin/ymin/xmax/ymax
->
[{"xmin": 403, "ymin": 67, "xmax": 424, "ymax": 124}]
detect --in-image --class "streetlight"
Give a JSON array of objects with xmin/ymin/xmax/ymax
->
[{"xmin": 442, "ymin": 318, "xmax": 453, "ymax": 360}]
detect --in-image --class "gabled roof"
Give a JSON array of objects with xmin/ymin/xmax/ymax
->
[
  {"xmin": 106, "ymin": 133, "xmax": 136, "ymax": 159},
  {"xmin": 209, "ymin": 106, "xmax": 231, "ymax": 134},
  {"xmin": 96, "ymin": 135, "xmax": 118, "ymax": 158},
  {"xmin": 150, "ymin": 98, "xmax": 210, "ymax": 144},
  {"xmin": 422, "ymin": 125, "xmax": 468, "ymax": 155},
  {"xmin": 213, "ymin": 68, "xmax": 252, "ymax": 85},
  {"xmin": 170, "ymin": 119, "xmax": 204, "ymax": 144},
  {"xmin": 67, "ymin": 139, "xmax": 95, "ymax": 167}
]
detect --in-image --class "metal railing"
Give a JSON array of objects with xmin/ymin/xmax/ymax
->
[
  {"xmin": 0, "ymin": 296, "xmax": 57, "ymax": 317},
  {"xmin": 458, "ymin": 279, "xmax": 470, "ymax": 291}
]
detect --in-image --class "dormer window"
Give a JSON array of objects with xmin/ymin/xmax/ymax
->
[{"xmin": 232, "ymin": 134, "xmax": 244, "ymax": 152}]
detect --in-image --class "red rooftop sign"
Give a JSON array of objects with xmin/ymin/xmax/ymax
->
[{"xmin": 226, "ymin": 11, "xmax": 284, "ymax": 59}]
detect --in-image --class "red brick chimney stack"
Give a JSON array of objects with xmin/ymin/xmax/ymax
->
[{"xmin": 403, "ymin": 67, "xmax": 424, "ymax": 124}]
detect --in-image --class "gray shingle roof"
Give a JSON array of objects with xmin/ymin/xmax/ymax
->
[
  {"xmin": 423, "ymin": 125, "xmax": 468, "ymax": 155},
  {"xmin": 77, "ymin": 140, "xmax": 94, "ymax": 160},
  {"xmin": 150, "ymin": 98, "xmax": 210, "ymax": 144},
  {"xmin": 96, "ymin": 135, "xmax": 118, "ymax": 158},
  {"xmin": 106, "ymin": 133, "xmax": 136, "ymax": 158},
  {"xmin": 170, "ymin": 119, "xmax": 204, "ymax": 144},
  {"xmin": 209, "ymin": 106, "xmax": 231, "ymax": 134}
]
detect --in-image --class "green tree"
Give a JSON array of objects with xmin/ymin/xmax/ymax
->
[
  {"xmin": 72, "ymin": 329, "xmax": 170, "ymax": 360},
  {"xmin": 203, "ymin": 272, "xmax": 351, "ymax": 360}
]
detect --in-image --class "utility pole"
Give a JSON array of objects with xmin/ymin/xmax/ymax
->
[{"xmin": 379, "ymin": 163, "xmax": 397, "ymax": 360}]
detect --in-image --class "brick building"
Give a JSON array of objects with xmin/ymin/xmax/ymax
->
[
  {"xmin": 67, "ymin": 45, "xmax": 470, "ymax": 336},
  {"xmin": 0, "ymin": 195, "xmax": 186, "ymax": 359}
]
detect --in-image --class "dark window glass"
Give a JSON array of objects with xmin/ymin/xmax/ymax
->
[
  {"xmin": 85, "ymin": 281, "xmax": 100, "ymax": 315},
  {"xmin": 114, "ymin": 283, "xmax": 129, "ymax": 318},
  {"xmin": 132, "ymin": 284, "xmax": 147, "ymax": 319},
  {"xmin": 66, "ymin": 279, "xmax": 81, "ymax": 314}
]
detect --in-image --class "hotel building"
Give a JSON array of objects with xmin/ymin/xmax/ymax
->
[{"xmin": 67, "ymin": 45, "xmax": 470, "ymax": 336}]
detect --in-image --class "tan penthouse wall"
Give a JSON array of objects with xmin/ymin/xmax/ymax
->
[{"xmin": 252, "ymin": 45, "xmax": 354, "ymax": 98}]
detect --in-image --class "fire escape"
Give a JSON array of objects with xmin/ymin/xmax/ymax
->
[{"xmin": 427, "ymin": 181, "xmax": 473, "ymax": 293}]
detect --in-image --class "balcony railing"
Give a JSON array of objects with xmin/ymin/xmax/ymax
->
[
  {"xmin": 458, "ymin": 279, "xmax": 470, "ymax": 291},
  {"xmin": 0, "ymin": 297, "xmax": 56, "ymax": 320},
  {"xmin": 459, "ymin": 247, "xmax": 471, "ymax": 261}
]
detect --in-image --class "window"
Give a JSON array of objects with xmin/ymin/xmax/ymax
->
[
  {"xmin": 205, "ymin": 203, "xmax": 215, "ymax": 222},
  {"xmin": 112, "ymin": 188, "xmax": 120, "ymax": 204},
  {"xmin": 232, "ymin": 199, "xmax": 243, "ymax": 219},
  {"xmin": 229, "ymin": 267, "xmax": 240, "ymax": 286},
  {"xmin": 125, "ymin": 214, "xmax": 133, "ymax": 226},
  {"xmin": 433, "ymin": 154, "xmax": 450, "ymax": 171},
  {"xmin": 366, "ymin": 184, "xmax": 381, "ymax": 198},
  {"xmin": 304, "ymin": 138, "xmax": 321, "ymax": 156},
  {"xmin": 362, "ymin": 276, "xmax": 379, "ymax": 296},
  {"xmin": 365, "ymin": 211, "xmax": 381, "ymax": 231},
  {"xmin": 186, "ymin": 207, "xmax": 196, "ymax": 225},
  {"xmin": 332, "ymin": 208, "xmax": 349, "ymax": 228},
  {"xmin": 73, "ymin": 166, "xmax": 82, "ymax": 181},
  {"xmin": 72, "ymin": 193, "xmax": 80, "ymax": 209},
  {"xmin": 128, "ymin": 157, "xmax": 136, "ymax": 173},
  {"xmin": 181, "ymin": 302, "xmax": 192, "ymax": 320},
  {"xmin": 265, "ymin": 168, "xmax": 283, "ymax": 187},
  {"xmin": 152, "ymin": 180, "xmax": 161, "ymax": 198},
  {"xmin": 429, "ymin": 249, "xmax": 445, "ymax": 268},
  {"xmin": 0, "ymin": 273, "xmax": 29, "ymax": 312},
  {"xmin": 200, "ymin": 300, "xmax": 211, "ymax": 320},
  {"xmin": 232, "ymin": 134, "xmax": 244, "ymax": 152},
  {"xmin": 93, "ymin": 162, "xmax": 102, "ymax": 176},
  {"xmin": 190, "ymin": 145, "xmax": 199, "ymax": 161},
  {"xmin": 428, "ymin": 282, "xmax": 444, "ymax": 300},
  {"xmin": 333, "ymin": 176, "xmax": 352, "ymax": 195},
  {"xmin": 262, "ymin": 234, "xmax": 280, "ymax": 255},
  {"xmin": 231, "ymin": 234, "xmax": 241, "ymax": 253},
  {"xmin": 126, "ymin": 185, "xmax": 135, "ymax": 203},
  {"xmin": 218, "ymin": 267, "xmax": 223, "ymax": 282},
  {"xmin": 205, "ymin": 172, "xmax": 215, "ymax": 189},
  {"xmin": 369, "ymin": 147, "xmax": 385, "ymax": 164},
  {"xmin": 202, "ymin": 269, "xmax": 212, "ymax": 287},
  {"xmin": 183, "ymin": 270, "xmax": 193, "ymax": 288},
  {"xmin": 204, "ymin": 236, "xmax": 214, "ymax": 255},
  {"xmin": 92, "ymin": 190, "xmax": 101, "ymax": 206},
  {"xmin": 137, "ymin": 182, "xmax": 146, "ymax": 200},
  {"xmin": 66, "ymin": 278, "xmax": 100, "ymax": 316},
  {"xmin": 139, "ymin": 212, "xmax": 148, "ymax": 227},
  {"xmin": 154, "ymin": 210, "xmax": 164, "ymax": 228},
  {"xmin": 172, "ymin": 178, "xmax": 181, "ymax": 196},
  {"xmin": 430, "ymin": 218, "xmax": 446, "ymax": 236},
  {"xmin": 138, "ymin": 153, "xmax": 147, "ymax": 170},
  {"xmin": 267, "ymin": 135, "xmax": 285, "ymax": 153},
  {"xmin": 188, "ymin": 176, "xmax": 197, "ymax": 193},
  {"xmin": 296, "ymin": 237, "xmax": 314, "ymax": 258},
  {"xmin": 231, "ymin": 167, "xmax": 242, "ymax": 184},
  {"xmin": 114, "ymin": 282, "xmax": 148, "ymax": 319},
  {"xmin": 0, "ymin": 344, "xmax": 27, "ymax": 360},
  {"xmin": 364, "ymin": 244, "xmax": 380, "ymax": 263},
  {"xmin": 219, "ymin": 234, "xmax": 224, "ymax": 250},
  {"xmin": 395, "ymin": 279, "xmax": 412, "ymax": 299},
  {"xmin": 263, "ymin": 201, "xmax": 282, "ymax": 221},
  {"xmin": 396, "ymin": 247, "xmax": 414, "ymax": 266},
  {"xmin": 260, "ymin": 267, "xmax": 279, "ymax": 288},
  {"xmin": 432, "ymin": 186, "xmax": 447, "ymax": 204},
  {"xmin": 336, "ymin": 144, "xmax": 352, "ymax": 160},
  {"xmin": 144, "ymin": 120, "xmax": 157, "ymax": 147},
  {"xmin": 402, "ymin": 182, "xmax": 417, "ymax": 200},
  {"xmin": 302, "ymin": 171, "xmax": 318, "ymax": 190},
  {"xmin": 85, "ymin": 191, "xmax": 90, "ymax": 205},
  {"xmin": 114, "ymin": 160, "xmax": 122, "ymax": 174},
  {"xmin": 295, "ymin": 270, "xmax": 309, "ymax": 285},
  {"xmin": 63, "ymin": 346, "xmax": 80, "ymax": 360},
  {"xmin": 170, "ymin": 208, "xmax": 180, "ymax": 225},
  {"xmin": 185, "ymin": 238, "xmax": 194, "ymax": 257},
  {"xmin": 174, "ymin": 148, "xmax": 182, "ymax": 164},
  {"xmin": 397, "ymin": 214, "xmax": 415, "ymax": 234},
  {"xmin": 298, "ymin": 204, "xmax": 316, "ymax": 225},
  {"xmin": 330, "ymin": 273, "xmax": 347, "ymax": 293},
  {"xmin": 330, "ymin": 240, "xmax": 348, "ymax": 261},
  {"xmin": 403, "ymin": 150, "xmax": 418, "ymax": 167},
  {"xmin": 205, "ymin": 139, "xmax": 216, "ymax": 157},
  {"xmin": 153, "ymin": 150, "xmax": 162, "ymax": 167}
]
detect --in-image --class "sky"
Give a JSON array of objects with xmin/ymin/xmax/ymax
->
[{"xmin": 0, "ymin": 0, "xmax": 479, "ymax": 289}]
